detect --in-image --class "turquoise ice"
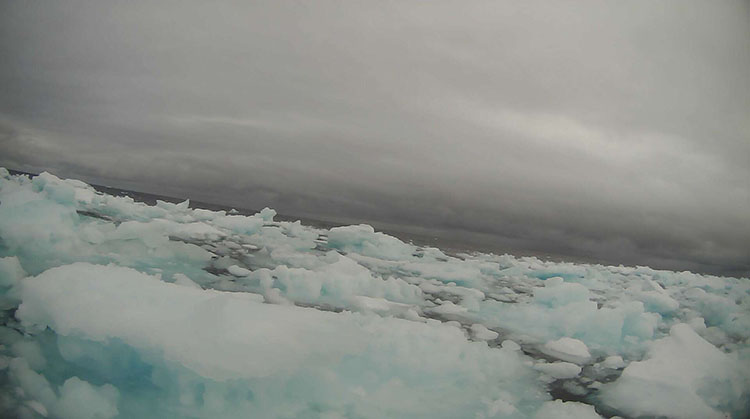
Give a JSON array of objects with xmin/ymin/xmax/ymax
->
[{"xmin": 0, "ymin": 169, "xmax": 748, "ymax": 418}]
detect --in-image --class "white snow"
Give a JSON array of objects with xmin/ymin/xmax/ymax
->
[
  {"xmin": 601, "ymin": 355, "xmax": 625, "ymax": 369},
  {"xmin": 172, "ymin": 273, "xmax": 202, "ymax": 289},
  {"xmin": 226, "ymin": 265, "xmax": 251, "ymax": 277},
  {"xmin": 15, "ymin": 262, "xmax": 544, "ymax": 417},
  {"xmin": 533, "ymin": 361, "xmax": 582, "ymax": 379},
  {"xmin": 171, "ymin": 222, "xmax": 226, "ymax": 241},
  {"xmin": 328, "ymin": 224, "xmax": 412, "ymax": 260},
  {"xmin": 638, "ymin": 290, "xmax": 679, "ymax": 314},
  {"xmin": 25, "ymin": 399, "xmax": 48, "ymax": 417},
  {"xmin": 600, "ymin": 323, "xmax": 749, "ymax": 419},
  {"xmin": 9, "ymin": 358, "xmax": 118, "ymax": 419},
  {"xmin": 56, "ymin": 377, "xmax": 119, "ymax": 419},
  {"xmin": 540, "ymin": 337, "xmax": 591, "ymax": 364},
  {"xmin": 429, "ymin": 300, "xmax": 469, "ymax": 315},
  {"xmin": 501, "ymin": 340, "xmax": 521, "ymax": 351},
  {"xmin": 533, "ymin": 277, "xmax": 590, "ymax": 307},
  {"xmin": 213, "ymin": 215, "xmax": 263, "ymax": 235},
  {"xmin": 534, "ymin": 400, "xmax": 602, "ymax": 419},
  {"xmin": 0, "ymin": 169, "xmax": 748, "ymax": 418},
  {"xmin": 470, "ymin": 323, "xmax": 499, "ymax": 341},
  {"xmin": 0, "ymin": 256, "xmax": 26, "ymax": 287}
]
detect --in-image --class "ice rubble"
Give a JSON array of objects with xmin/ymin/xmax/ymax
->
[
  {"xmin": 540, "ymin": 337, "xmax": 591, "ymax": 365},
  {"xmin": 0, "ymin": 169, "xmax": 748, "ymax": 418},
  {"xmin": 533, "ymin": 362, "xmax": 581, "ymax": 380},
  {"xmin": 599, "ymin": 323, "xmax": 748, "ymax": 419}
]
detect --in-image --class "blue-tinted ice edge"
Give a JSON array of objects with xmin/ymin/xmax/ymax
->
[{"xmin": 0, "ymin": 168, "xmax": 748, "ymax": 418}]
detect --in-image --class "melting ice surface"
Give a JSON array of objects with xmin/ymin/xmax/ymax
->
[{"xmin": 0, "ymin": 169, "xmax": 748, "ymax": 419}]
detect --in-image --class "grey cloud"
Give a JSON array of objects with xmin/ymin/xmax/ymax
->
[{"xmin": 1, "ymin": 0, "xmax": 748, "ymax": 276}]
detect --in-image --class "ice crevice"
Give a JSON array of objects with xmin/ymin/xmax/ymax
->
[{"xmin": 0, "ymin": 169, "xmax": 748, "ymax": 418}]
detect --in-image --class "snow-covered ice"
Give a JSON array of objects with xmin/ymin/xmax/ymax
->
[
  {"xmin": 226, "ymin": 265, "xmax": 251, "ymax": 277},
  {"xmin": 533, "ymin": 400, "xmax": 602, "ymax": 419},
  {"xmin": 471, "ymin": 323, "xmax": 500, "ymax": 341},
  {"xmin": 0, "ymin": 169, "xmax": 748, "ymax": 418},
  {"xmin": 600, "ymin": 323, "xmax": 749, "ymax": 419},
  {"xmin": 601, "ymin": 355, "xmax": 625, "ymax": 370},
  {"xmin": 533, "ymin": 362, "xmax": 581, "ymax": 380},
  {"xmin": 540, "ymin": 337, "xmax": 591, "ymax": 365}
]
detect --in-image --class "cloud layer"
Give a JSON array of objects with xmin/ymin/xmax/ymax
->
[{"xmin": 1, "ymin": 0, "xmax": 748, "ymax": 275}]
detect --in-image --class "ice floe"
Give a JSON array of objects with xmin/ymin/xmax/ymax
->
[{"xmin": 0, "ymin": 169, "xmax": 748, "ymax": 418}]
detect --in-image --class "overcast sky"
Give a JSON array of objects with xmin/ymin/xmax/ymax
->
[{"xmin": 1, "ymin": 0, "xmax": 748, "ymax": 276}]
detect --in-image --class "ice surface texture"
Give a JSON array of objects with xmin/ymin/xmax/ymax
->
[{"xmin": 0, "ymin": 169, "xmax": 748, "ymax": 418}]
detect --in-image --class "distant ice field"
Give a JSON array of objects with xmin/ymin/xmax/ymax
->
[{"xmin": 0, "ymin": 168, "xmax": 748, "ymax": 418}]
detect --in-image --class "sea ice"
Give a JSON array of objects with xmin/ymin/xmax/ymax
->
[
  {"xmin": 172, "ymin": 273, "xmax": 201, "ymax": 289},
  {"xmin": 226, "ymin": 265, "xmax": 251, "ymax": 277},
  {"xmin": 13, "ymin": 263, "xmax": 546, "ymax": 418},
  {"xmin": 600, "ymin": 323, "xmax": 749, "ymax": 418},
  {"xmin": 501, "ymin": 340, "xmax": 521, "ymax": 351},
  {"xmin": 533, "ymin": 399, "xmax": 602, "ymax": 419},
  {"xmin": 328, "ymin": 224, "xmax": 412, "ymax": 260},
  {"xmin": 0, "ymin": 256, "xmax": 26, "ymax": 288},
  {"xmin": 601, "ymin": 355, "xmax": 625, "ymax": 369},
  {"xmin": 430, "ymin": 300, "xmax": 469, "ymax": 315},
  {"xmin": 56, "ymin": 377, "xmax": 119, "ymax": 419},
  {"xmin": 540, "ymin": 337, "xmax": 591, "ymax": 364},
  {"xmin": 533, "ymin": 361, "xmax": 582, "ymax": 379},
  {"xmin": 533, "ymin": 277, "xmax": 590, "ymax": 307},
  {"xmin": 471, "ymin": 323, "xmax": 499, "ymax": 341},
  {"xmin": 0, "ymin": 169, "xmax": 747, "ymax": 418}
]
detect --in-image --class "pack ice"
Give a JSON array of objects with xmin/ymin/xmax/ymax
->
[{"xmin": 0, "ymin": 169, "xmax": 748, "ymax": 418}]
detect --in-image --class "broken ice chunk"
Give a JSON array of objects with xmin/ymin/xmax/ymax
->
[
  {"xmin": 601, "ymin": 355, "xmax": 625, "ymax": 369},
  {"xmin": 429, "ymin": 300, "xmax": 468, "ymax": 315},
  {"xmin": 600, "ymin": 323, "xmax": 746, "ymax": 419},
  {"xmin": 258, "ymin": 207, "xmax": 276, "ymax": 222},
  {"xmin": 227, "ymin": 265, "xmax": 251, "ymax": 277},
  {"xmin": 172, "ymin": 273, "xmax": 201, "ymax": 289},
  {"xmin": 56, "ymin": 377, "xmax": 120, "ymax": 419},
  {"xmin": 534, "ymin": 399, "xmax": 602, "ymax": 419},
  {"xmin": 638, "ymin": 290, "xmax": 679, "ymax": 314},
  {"xmin": 501, "ymin": 340, "xmax": 521, "ymax": 351},
  {"xmin": 533, "ymin": 361, "xmax": 582, "ymax": 379},
  {"xmin": 0, "ymin": 256, "xmax": 26, "ymax": 287},
  {"xmin": 541, "ymin": 337, "xmax": 591, "ymax": 364},
  {"xmin": 470, "ymin": 324, "xmax": 499, "ymax": 341},
  {"xmin": 533, "ymin": 277, "xmax": 590, "ymax": 307}
]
